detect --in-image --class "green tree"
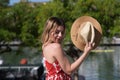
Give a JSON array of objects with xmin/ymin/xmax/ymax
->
[
  {"xmin": 0, "ymin": 0, "xmax": 9, "ymax": 7},
  {"xmin": 0, "ymin": 0, "xmax": 120, "ymax": 47},
  {"xmin": 0, "ymin": 7, "xmax": 16, "ymax": 42},
  {"xmin": 0, "ymin": 2, "xmax": 40, "ymax": 46},
  {"xmin": 11, "ymin": 3, "xmax": 39, "ymax": 46}
]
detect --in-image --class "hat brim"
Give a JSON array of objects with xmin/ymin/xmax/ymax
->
[{"xmin": 70, "ymin": 16, "xmax": 102, "ymax": 51}]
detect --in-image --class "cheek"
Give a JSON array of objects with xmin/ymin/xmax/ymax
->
[
  {"xmin": 51, "ymin": 32, "xmax": 54, "ymax": 36},
  {"xmin": 50, "ymin": 32, "xmax": 56, "ymax": 39},
  {"xmin": 51, "ymin": 32, "xmax": 57, "ymax": 37}
]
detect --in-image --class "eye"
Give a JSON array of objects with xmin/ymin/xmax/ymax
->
[{"xmin": 55, "ymin": 30, "xmax": 59, "ymax": 34}]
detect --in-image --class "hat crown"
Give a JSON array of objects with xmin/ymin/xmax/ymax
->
[{"xmin": 80, "ymin": 21, "xmax": 95, "ymax": 43}]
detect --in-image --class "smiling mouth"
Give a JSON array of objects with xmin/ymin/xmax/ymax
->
[{"xmin": 57, "ymin": 38, "xmax": 62, "ymax": 42}]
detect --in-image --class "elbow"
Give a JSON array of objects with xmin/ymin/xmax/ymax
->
[
  {"xmin": 67, "ymin": 72, "xmax": 72, "ymax": 75},
  {"xmin": 65, "ymin": 70, "xmax": 73, "ymax": 75}
]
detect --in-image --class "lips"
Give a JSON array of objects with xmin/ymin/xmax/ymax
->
[{"xmin": 56, "ymin": 38, "xmax": 62, "ymax": 43}]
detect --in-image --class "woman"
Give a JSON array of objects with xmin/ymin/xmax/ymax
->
[{"xmin": 41, "ymin": 17, "xmax": 95, "ymax": 80}]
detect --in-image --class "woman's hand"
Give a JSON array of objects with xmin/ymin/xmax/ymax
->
[{"xmin": 84, "ymin": 42, "xmax": 95, "ymax": 53}]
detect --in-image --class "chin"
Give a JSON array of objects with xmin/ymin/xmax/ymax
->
[
  {"xmin": 56, "ymin": 40, "xmax": 61, "ymax": 43},
  {"xmin": 56, "ymin": 39, "xmax": 62, "ymax": 43}
]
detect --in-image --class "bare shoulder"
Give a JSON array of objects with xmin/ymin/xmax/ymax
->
[
  {"xmin": 43, "ymin": 43, "xmax": 62, "ymax": 55},
  {"xmin": 50, "ymin": 43, "xmax": 64, "ymax": 57},
  {"xmin": 46, "ymin": 43, "xmax": 61, "ymax": 50},
  {"xmin": 51, "ymin": 43, "xmax": 62, "ymax": 49},
  {"xmin": 43, "ymin": 43, "xmax": 63, "ymax": 63}
]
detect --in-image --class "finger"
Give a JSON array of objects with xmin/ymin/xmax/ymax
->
[
  {"xmin": 88, "ymin": 42, "xmax": 92, "ymax": 47},
  {"xmin": 85, "ymin": 42, "xmax": 88, "ymax": 46},
  {"xmin": 92, "ymin": 42, "xmax": 95, "ymax": 47}
]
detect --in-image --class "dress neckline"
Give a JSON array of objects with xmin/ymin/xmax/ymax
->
[{"xmin": 43, "ymin": 57, "xmax": 58, "ymax": 64}]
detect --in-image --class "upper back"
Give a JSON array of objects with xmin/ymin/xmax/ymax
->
[{"xmin": 42, "ymin": 43, "xmax": 62, "ymax": 63}]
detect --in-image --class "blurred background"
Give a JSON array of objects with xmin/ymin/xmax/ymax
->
[{"xmin": 0, "ymin": 0, "xmax": 120, "ymax": 80}]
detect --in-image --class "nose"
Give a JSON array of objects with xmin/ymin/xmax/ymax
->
[{"xmin": 58, "ymin": 32, "xmax": 62, "ymax": 37}]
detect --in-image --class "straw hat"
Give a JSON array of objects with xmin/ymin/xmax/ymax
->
[{"xmin": 70, "ymin": 16, "xmax": 102, "ymax": 51}]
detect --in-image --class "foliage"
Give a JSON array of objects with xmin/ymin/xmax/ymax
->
[
  {"xmin": 0, "ymin": 0, "xmax": 120, "ymax": 46},
  {"xmin": 0, "ymin": 0, "xmax": 9, "ymax": 7},
  {"xmin": 0, "ymin": 3, "xmax": 40, "ymax": 46}
]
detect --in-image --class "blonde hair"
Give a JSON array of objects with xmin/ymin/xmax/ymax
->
[{"xmin": 41, "ymin": 17, "xmax": 65, "ymax": 44}]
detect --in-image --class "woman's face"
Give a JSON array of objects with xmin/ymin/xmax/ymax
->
[{"xmin": 50, "ymin": 26, "xmax": 65, "ymax": 43}]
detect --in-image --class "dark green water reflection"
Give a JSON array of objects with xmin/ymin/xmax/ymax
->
[
  {"xmin": 79, "ymin": 46, "xmax": 120, "ymax": 80},
  {"xmin": 0, "ymin": 46, "xmax": 120, "ymax": 80}
]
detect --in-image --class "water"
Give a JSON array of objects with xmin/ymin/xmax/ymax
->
[
  {"xmin": 0, "ymin": 46, "xmax": 120, "ymax": 80},
  {"xmin": 78, "ymin": 46, "xmax": 120, "ymax": 80}
]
